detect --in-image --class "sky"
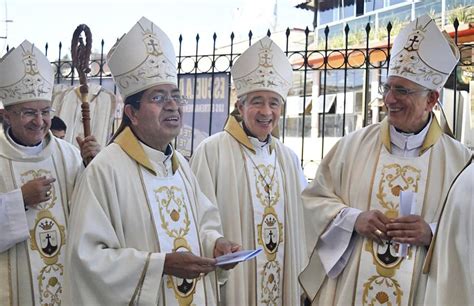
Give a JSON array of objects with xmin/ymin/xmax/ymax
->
[{"xmin": 0, "ymin": 0, "xmax": 314, "ymax": 60}]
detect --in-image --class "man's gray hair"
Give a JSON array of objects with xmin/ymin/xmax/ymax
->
[
  {"xmin": 238, "ymin": 94, "xmax": 248, "ymax": 105},
  {"xmin": 237, "ymin": 93, "xmax": 285, "ymax": 105}
]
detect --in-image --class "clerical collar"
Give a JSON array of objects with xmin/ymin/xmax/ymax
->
[
  {"xmin": 242, "ymin": 122, "xmax": 271, "ymax": 147},
  {"xmin": 390, "ymin": 114, "xmax": 432, "ymax": 152},
  {"xmin": 248, "ymin": 136, "xmax": 272, "ymax": 154},
  {"xmin": 139, "ymin": 141, "xmax": 173, "ymax": 176},
  {"xmin": 6, "ymin": 128, "xmax": 44, "ymax": 156},
  {"xmin": 242, "ymin": 122, "xmax": 271, "ymax": 144}
]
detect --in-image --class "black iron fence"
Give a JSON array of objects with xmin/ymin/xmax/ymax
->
[{"xmin": 14, "ymin": 18, "xmax": 472, "ymax": 173}]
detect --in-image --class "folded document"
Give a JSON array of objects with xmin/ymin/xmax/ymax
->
[{"xmin": 215, "ymin": 249, "xmax": 262, "ymax": 266}]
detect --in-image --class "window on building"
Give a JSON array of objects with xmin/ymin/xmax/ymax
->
[
  {"xmin": 446, "ymin": 1, "xmax": 473, "ymax": 26},
  {"xmin": 281, "ymin": 116, "xmax": 312, "ymax": 137},
  {"xmin": 447, "ymin": 0, "xmax": 473, "ymax": 10},
  {"xmin": 365, "ymin": 0, "xmax": 384, "ymax": 13},
  {"xmin": 415, "ymin": 0, "xmax": 442, "ymax": 24},
  {"xmin": 291, "ymin": 71, "xmax": 313, "ymax": 97},
  {"xmin": 318, "ymin": 113, "xmax": 357, "ymax": 137},
  {"xmin": 390, "ymin": 0, "xmax": 407, "ymax": 5},
  {"xmin": 343, "ymin": 0, "xmax": 355, "ymax": 18},
  {"xmin": 356, "ymin": 0, "xmax": 364, "ymax": 16},
  {"xmin": 319, "ymin": 1, "xmax": 341, "ymax": 26},
  {"xmin": 317, "ymin": 23, "xmax": 345, "ymax": 49},
  {"xmin": 378, "ymin": 5, "xmax": 412, "ymax": 38}
]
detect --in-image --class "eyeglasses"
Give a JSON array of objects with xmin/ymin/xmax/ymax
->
[
  {"xmin": 146, "ymin": 93, "xmax": 188, "ymax": 106},
  {"xmin": 11, "ymin": 108, "xmax": 55, "ymax": 120},
  {"xmin": 379, "ymin": 83, "xmax": 430, "ymax": 98},
  {"xmin": 247, "ymin": 97, "xmax": 283, "ymax": 110}
]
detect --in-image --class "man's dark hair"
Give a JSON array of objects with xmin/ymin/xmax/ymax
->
[
  {"xmin": 108, "ymin": 90, "xmax": 144, "ymax": 144},
  {"xmin": 51, "ymin": 116, "xmax": 67, "ymax": 131}
]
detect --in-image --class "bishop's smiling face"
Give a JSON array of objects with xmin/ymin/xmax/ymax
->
[
  {"xmin": 125, "ymin": 84, "xmax": 183, "ymax": 151},
  {"xmin": 237, "ymin": 90, "xmax": 283, "ymax": 141},
  {"xmin": 3, "ymin": 100, "xmax": 53, "ymax": 146},
  {"xmin": 383, "ymin": 76, "xmax": 438, "ymax": 133}
]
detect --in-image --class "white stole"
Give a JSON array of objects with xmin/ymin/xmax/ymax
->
[
  {"xmin": 11, "ymin": 157, "xmax": 67, "ymax": 306},
  {"xmin": 243, "ymin": 145, "xmax": 286, "ymax": 306},
  {"xmin": 355, "ymin": 146, "xmax": 431, "ymax": 306},
  {"xmin": 141, "ymin": 167, "xmax": 207, "ymax": 306}
]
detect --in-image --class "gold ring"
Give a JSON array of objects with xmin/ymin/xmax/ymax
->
[
  {"xmin": 374, "ymin": 229, "xmax": 383, "ymax": 236},
  {"xmin": 46, "ymin": 190, "xmax": 51, "ymax": 197}
]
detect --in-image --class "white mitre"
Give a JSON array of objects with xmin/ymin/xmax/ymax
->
[
  {"xmin": 0, "ymin": 40, "xmax": 53, "ymax": 106},
  {"xmin": 107, "ymin": 16, "xmax": 177, "ymax": 100},
  {"xmin": 388, "ymin": 15, "xmax": 460, "ymax": 90},
  {"xmin": 231, "ymin": 37, "xmax": 292, "ymax": 99}
]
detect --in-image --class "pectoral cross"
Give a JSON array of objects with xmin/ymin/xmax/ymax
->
[{"xmin": 264, "ymin": 184, "xmax": 275, "ymax": 204}]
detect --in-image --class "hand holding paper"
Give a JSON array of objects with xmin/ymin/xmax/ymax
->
[
  {"xmin": 397, "ymin": 190, "xmax": 416, "ymax": 257},
  {"xmin": 215, "ymin": 249, "xmax": 262, "ymax": 266},
  {"xmin": 213, "ymin": 237, "xmax": 242, "ymax": 270},
  {"xmin": 387, "ymin": 190, "xmax": 432, "ymax": 249}
]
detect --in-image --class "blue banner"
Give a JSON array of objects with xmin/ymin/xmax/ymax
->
[{"xmin": 176, "ymin": 73, "xmax": 230, "ymax": 157}]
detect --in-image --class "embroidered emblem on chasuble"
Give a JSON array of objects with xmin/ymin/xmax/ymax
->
[
  {"xmin": 355, "ymin": 147, "xmax": 431, "ymax": 306},
  {"xmin": 244, "ymin": 148, "xmax": 285, "ymax": 306},
  {"xmin": 11, "ymin": 160, "xmax": 67, "ymax": 306},
  {"xmin": 141, "ymin": 169, "xmax": 207, "ymax": 306}
]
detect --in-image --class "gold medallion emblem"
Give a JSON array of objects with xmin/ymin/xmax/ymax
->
[{"xmin": 30, "ymin": 210, "xmax": 65, "ymax": 265}]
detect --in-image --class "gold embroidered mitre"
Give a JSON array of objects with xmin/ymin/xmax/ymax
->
[
  {"xmin": 107, "ymin": 16, "xmax": 177, "ymax": 99},
  {"xmin": 0, "ymin": 40, "xmax": 53, "ymax": 106},
  {"xmin": 388, "ymin": 15, "xmax": 460, "ymax": 90},
  {"xmin": 231, "ymin": 37, "xmax": 292, "ymax": 99}
]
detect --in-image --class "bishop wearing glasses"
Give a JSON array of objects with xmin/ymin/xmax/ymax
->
[
  {"xmin": 0, "ymin": 40, "xmax": 99, "ymax": 305},
  {"xmin": 299, "ymin": 15, "xmax": 471, "ymax": 305},
  {"xmin": 64, "ymin": 17, "xmax": 239, "ymax": 305}
]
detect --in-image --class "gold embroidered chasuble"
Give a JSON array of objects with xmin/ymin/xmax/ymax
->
[
  {"xmin": 299, "ymin": 116, "xmax": 471, "ymax": 306},
  {"xmin": 241, "ymin": 138, "xmax": 286, "ymax": 305},
  {"xmin": 190, "ymin": 116, "xmax": 308, "ymax": 306},
  {"xmin": 64, "ymin": 127, "xmax": 223, "ymax": 305},
  {"xmin": 140, "ymin": 143, "xmax": 207, "ymax": 305},
  {"xmin": 0, "ymin": 130, "xmax": 82, "ymax": 306},
  {"xmin": 354, "ymin": 146, "xmax": 431, "ymax": 305}
]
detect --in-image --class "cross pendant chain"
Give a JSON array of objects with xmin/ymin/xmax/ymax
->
[{"xmin": 242, "ymin": 145, "xmax": 278, "ymax": 206}]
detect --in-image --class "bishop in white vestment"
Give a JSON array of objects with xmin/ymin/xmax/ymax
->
[
  {"xmin": 423, "ymin": 159, "xmax": 473, "ymax": 305},
  {"xmin": 191, "ymin": 37, "xmax": 308, "ymax": 306},
  {"xmin": 299, "ymin": 15, "xmax": 472, "ymax": 306},
  {"xmin": 65, "ymin": 17, "xmax": 239, "ymax": 305},
  {"xmin": 0, "ymin": 40, "xmax": 94, "ymax": 306},
  {"xmin": 51, "ymin": 83, "xmax": 116, "ymax": 148}
]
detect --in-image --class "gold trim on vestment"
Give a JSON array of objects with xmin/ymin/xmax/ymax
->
[
  {"xmin": 224, "ymin": 115, "xmax": 275, "ymax": 155},
  {"xmin": 157, "ymin": 184, "xmax": 199, "ymax": 305},
  {"xmin": 379, "ymin": 115, "xmax": 442, "ymax": 156},
  {"xmin": 140, "ymin": 164, "xmax": 206, "ymax": 306},
  {"xmin": 241, "ymin": 143, "xmax": 284, "ymax": 305},
  {"xmin": 355, "ymin": 145, "xmax": 431, "ymax": 306},
  {"xmin": 129, "ymin": 252, "xmax": 152, "ymax": 305},
  {"xmin": 115, "ymin": 126, "xmax": 179, "ymax": 175},
  {"xmin": 13, "ymin": 164, "xmax": 67, "ymax": 306}
]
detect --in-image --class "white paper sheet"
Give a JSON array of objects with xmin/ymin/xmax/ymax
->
[
  {"xmin": 215, "ymin": 248, "xmax": 263, "ymax": 266},
  {"xmin": 398, "ymin": 190, "xmax": 417, "ymax": 257}
]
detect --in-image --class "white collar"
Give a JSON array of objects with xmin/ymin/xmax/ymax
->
[
  {"xmin": 390, "ymin": 115, "xmax": 432, "ymax": 152},
  {"xmin": 139, "ymin": 141, "xmax": 173, "ymax": 176},
  {"xmin": 248, "ymin": 136, "xmax": 271, "ymax": 156},
  {"xmin": 6, "ymin": 128, "xmax": 44, "ymax": 156}
]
